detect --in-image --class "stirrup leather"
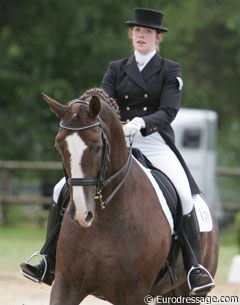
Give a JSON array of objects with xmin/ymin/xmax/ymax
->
[
  {"xmin": 20, "ymin": 252, "xmax": 47, "ymax": 283},
  {"xmin": 187, "ymin": 265, "xmax": 215, "ymax": 296}
]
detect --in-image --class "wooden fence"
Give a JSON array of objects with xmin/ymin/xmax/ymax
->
[
  {"xmin": 0, "ymin": 161, "xmax": 239, "ymax": 224},
  {"xmin": 217, "ymin": 167, "xmax": 240, "ymax": 177},
  {"xmin": 0, "ymin": 161, "xmax": 62, "ymax": 205}
]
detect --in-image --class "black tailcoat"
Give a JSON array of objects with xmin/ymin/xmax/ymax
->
[{"xmin": 101, "ymin": 53, "xmax": 200, "ymax": 194}]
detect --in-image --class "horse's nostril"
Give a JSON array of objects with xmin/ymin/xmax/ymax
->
[{"xmin": 85, "ymin": 211, "xmax": 94, "ymax": 223}]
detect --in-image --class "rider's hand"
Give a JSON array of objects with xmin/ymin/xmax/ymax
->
[{"xmin": 123, "ymin": 117, "xmax": 145, "ymax": 136}]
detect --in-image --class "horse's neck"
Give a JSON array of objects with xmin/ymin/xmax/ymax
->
[{"xmin": 109, "ymin": 142, "xmax": 129, "ymax": 173}]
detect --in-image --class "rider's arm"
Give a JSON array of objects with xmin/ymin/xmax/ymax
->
[{"xmin": 141, "ymin": 62, "xmax": 182, "ymax": 136}]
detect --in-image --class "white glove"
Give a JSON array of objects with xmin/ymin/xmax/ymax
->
[{"xmin": 123, "ymin": 117, "xmax": 145, "ymax": 136}]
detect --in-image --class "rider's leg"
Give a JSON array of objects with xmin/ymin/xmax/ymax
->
[
  {"xmin": 181, "ymin": 207, "xmax": 215, "ymax": 296},
  {"xmin": 20, "ymin": 178, "xmax": 69, "ymax": 286},
  {"xmin": 147, "ymin": 146, "xmax": 215, "ymax": 296}
]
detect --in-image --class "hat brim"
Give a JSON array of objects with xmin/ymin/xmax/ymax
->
[{"xmin": 126, "ymin": 21, "xmax": 168, "ymax": 32}]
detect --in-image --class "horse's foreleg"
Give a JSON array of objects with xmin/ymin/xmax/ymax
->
[{"xmin": 49, "ymin": 277, "xmax": 85, "ymax": 305}]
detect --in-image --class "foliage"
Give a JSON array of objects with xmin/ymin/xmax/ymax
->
[{"xmin": 0, "ymin": 0, "xmax": 239, "ymax": 163}]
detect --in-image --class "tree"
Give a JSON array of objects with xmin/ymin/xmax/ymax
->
[
  {"xmin": 163, "ymin": 0, "xmax": 240, "ymax": 165},
  {"xmin": 0, "ymin": 0, "xmax": 239, "ymax": 165}
]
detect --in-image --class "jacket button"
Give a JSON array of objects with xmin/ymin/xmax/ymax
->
[
  {"xmin": 124, "ymin": 95, "xmax": 129, "ymax": 99},
  {"xmin": 144, "ymin": 93, "xmax": 148, "ymax": 98},
  {"xmin": 126, "ymin": 106, "xmax": 130, "ymax": 111},
  {"xmin": 143, "ymin": 107, "xmax": 147, "ymax": 111}
]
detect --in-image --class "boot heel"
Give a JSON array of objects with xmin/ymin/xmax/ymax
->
[{"xmin": 20, "ymin": 270, "xmax": 41, "ymax": 283}]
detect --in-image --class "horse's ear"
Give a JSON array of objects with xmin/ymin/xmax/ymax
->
[
  {"xmin": 42, "ymin": 93, "xmax": 65, "ymax": 118},
  {"xmin": 89, "ymin": 96, "xmax": 101, "ymax": 117}
]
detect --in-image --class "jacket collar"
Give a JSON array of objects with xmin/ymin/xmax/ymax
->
[
  {"xmin": 123, "ymin": 54, "xmax": 147, "ymax": 91},
  {"xmin": 122, "ymin": 53, "xmax": 164, "ymax": 91},
  {"xmin": 141, "ymin": 53, "xmax": 164, "ymax": 80}
]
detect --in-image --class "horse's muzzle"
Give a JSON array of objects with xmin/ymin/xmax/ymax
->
[{"xmin": 73, "ymin": 210, "xmax": 94, "ymax": 228}]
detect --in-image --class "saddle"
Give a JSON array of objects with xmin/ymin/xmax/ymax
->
[{"xmin": 132, "ymin": 148, "xmax": 182, "ymax": 230}]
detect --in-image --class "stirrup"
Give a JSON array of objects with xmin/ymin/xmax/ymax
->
[
  {"xmin": 20, "ymin": 252, "xmax": 47, "ymax": 284},
  {"xmin": 187, "ymin": 265, "xmax": 215, "ymax": 296}
]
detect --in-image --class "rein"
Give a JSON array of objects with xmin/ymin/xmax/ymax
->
[
  {"xmin": 96, "ymin": 145, "xmax": 132, "ymax": 209},
  {"xmin": 59, "ymin": 99, "xmax": 132, "ymax": 209}
]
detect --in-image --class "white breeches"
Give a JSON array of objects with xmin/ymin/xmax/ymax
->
[{"xmin": 128, "ymin": 131, "xmax": 194, "ymax": 215}]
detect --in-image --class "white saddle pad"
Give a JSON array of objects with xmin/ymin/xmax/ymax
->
[{"xmin": 134, "ymin": 157, "xmax": 213, "ymax": 234}]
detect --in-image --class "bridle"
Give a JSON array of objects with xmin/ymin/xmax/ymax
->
[{"xmin": 59, "ymin": 99, "xmax": 132, "ymax": 209}]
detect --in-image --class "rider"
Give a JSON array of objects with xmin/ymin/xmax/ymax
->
[{"xmin": 20, "ymin": 7, "xmax": 215, "ymax": 296}]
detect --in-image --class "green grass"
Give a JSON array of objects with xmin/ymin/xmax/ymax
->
[
  {"xmin": 216, "ymin": 243, "xmax": 238, "ymax": 282},
  {"xmin": 0, "ymin": 218, "xmax": 239, "ymax": 281},
  {"xmin": 0, "ymin": 225, "xmax": 45, "ymax": 274},
  {"xmin": 215, "ymin": 226, "xmax": 239, "ymax": 282},
  {"xmin": 0, "ymin": 227, "xmax": 238, "ymax": 280}
]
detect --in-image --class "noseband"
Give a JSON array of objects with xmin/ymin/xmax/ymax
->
[{"xmin": 59, "ymin": 99, "xmax": 132, "ymax": 209}]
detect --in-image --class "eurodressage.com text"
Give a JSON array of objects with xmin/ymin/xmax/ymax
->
[{"xmin": 143, "ymin": 294, "xmax": 239, "ymax": 304}]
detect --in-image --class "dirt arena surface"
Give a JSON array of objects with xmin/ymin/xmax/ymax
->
[
  {"xmin": 0, "ymin": 272, "xmax": 112, "ymax": 305},
  {"xmin": 0, "ymin": 272, "xmax": 239, "ymax": 305}
]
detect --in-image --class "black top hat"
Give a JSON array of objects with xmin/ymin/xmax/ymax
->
[{"xmin": 126, "ymin": 8, "xmax": 168, "ymax": 32}]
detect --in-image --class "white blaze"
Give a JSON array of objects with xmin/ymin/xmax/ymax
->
[{"xmin": 66, "ymin": 133, "xmax": 90, "ymax": 226}]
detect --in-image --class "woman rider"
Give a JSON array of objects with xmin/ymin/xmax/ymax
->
[{"xmin": 20, "ymin": 7, "xmax": 215, "ymax": 297}]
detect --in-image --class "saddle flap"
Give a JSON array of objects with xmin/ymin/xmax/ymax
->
[{"xmin": 132, "ymin": 148, "xmax": 181, "ymax": 230}]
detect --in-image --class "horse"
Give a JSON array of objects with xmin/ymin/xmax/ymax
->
[{"xmin": 42, "ymin": 88, "xmax": 219, "ymax": 305}]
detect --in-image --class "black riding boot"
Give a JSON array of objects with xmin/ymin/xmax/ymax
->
[
  {"xmin": 181, "ymin": 207, "xmax": 215, "ymax": 296},
  {"xmin": 20, "ymin": 183, "xmax": 69, "ymax": 286}
]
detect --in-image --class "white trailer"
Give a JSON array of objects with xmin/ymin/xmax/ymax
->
[{"xmin": 172, "ymin": 108, "xmax": 224, "ymax": 223}]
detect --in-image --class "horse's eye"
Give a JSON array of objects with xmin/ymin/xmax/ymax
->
[{"xmin": 92, "ymin": 145, "xmax": 102, "ymax": 155}]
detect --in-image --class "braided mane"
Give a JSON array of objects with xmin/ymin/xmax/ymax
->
[{"xmin": 80, "ymin": 88, "xmax": 120, "ymax": 117}]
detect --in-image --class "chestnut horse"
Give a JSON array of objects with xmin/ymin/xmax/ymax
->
[{"xmin": 43, "ymin": 88, "xmax": 218, "ymax": 305}]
